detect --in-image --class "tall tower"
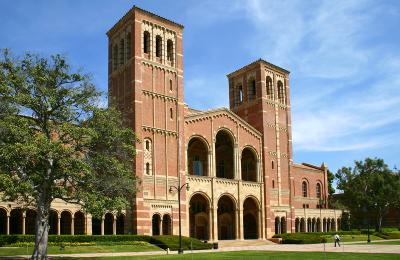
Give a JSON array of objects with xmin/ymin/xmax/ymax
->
[
  {"xmin": 227, "ymin": 59, "xmax": 294, "ymax": 235},
  {"xmin": 107, "ymin": 7, "xmax": 185, "ymax": 235}
]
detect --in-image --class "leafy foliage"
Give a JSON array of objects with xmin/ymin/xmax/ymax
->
[
  {"xmin": 335, "ymin": 158, "xmax": 400, "ymax": 232},
  {"xmin": 0, "ymin": 49, "xmax": 138, "ymax": 258}
]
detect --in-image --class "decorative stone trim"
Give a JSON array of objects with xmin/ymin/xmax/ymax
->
[
  {"xmin": 142, "ymin": 125, "xmax": 178, "ymax": 137},
  {"xmin": 142, "ymin": 90, "xmax": 177, "ymax": 103}
]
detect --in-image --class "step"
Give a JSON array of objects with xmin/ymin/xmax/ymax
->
[{"xmin": 217, "ymin": 239, "xmax": 275, "ymax": 247}]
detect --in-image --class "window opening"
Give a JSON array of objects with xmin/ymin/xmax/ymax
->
[
  {"xmin": 156, "ymin": 36, "xmax": 162, "ymax": 58},
  {"xmin": 143, "ymin": 31, "xmax": 150, "ymax": 54},
  {"xmin": 302, "ymin": 181, "xmax": 308, "ymax": 197}
]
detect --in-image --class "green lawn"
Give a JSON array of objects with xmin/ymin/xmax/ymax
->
[
  {"xmin": 0, "ymin": 243, "xmax": 161, "ymax": 256},
  {"xmin": 367, "ymin": 240, "xmax": 400, "ymax": 245},
  {"xmin": 52, "ymin": 251, "xmax": 400, "ymax": 260},
  {"xmin": 322, "ymin": 234, "xmax": 383, "ymax": 243}
]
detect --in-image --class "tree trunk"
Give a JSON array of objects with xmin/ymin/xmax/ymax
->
[
  {"xmin": 376, "ymin": 212, "xmax": 383, "ymax": 233},
  {"xmin": 31, "ymin": 195, "xmax": 51, "ymax": 260}
]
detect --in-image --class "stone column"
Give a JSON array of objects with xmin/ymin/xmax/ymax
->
[
  {"xmin": 113, "ymin": 215, "xmax": 117, "ymax": 235},
  {"xmin": 57, "ymin": 216, "xmax": 61, "ymax": 235},
  {"xmin": 22, "ymin": 212, "xmax": 26, "ymax": 235},
  {"xmin": 235, "ymin": 209, "xmax": 239, "ymax": 239},
  {"xmin": 6, "ymin": 215, "xmax": 9, "ymax": 235},
  {"xmin": 239, "ymin": 208, "xmax": 244, "ymax": 240},
  {"xmin": 211, "ymin": 141, "xmax": 216, "ymax": 177},
  {"xmin": 208, "ymin": 209, "xmax": 212, "ymax": 241},
  {"xmin": 71, "ymin": 217, "xmax": 74, "ymax": 235},
  {"xmin": 233, "ymin": 144, "xmax": 238, "ymax": 179},
  {"xmin": 101, "ymin": 217, "xmax": 105, "ymax": 235},
  {"xmin": 212, "ymin": 206, "xmax": 218, "ymax": 241},
  {"xmin": 208, "ymin": 152, "xmax": 212, "ymax": 177}
]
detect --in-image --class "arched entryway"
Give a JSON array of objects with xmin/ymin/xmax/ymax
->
[
  {"xmin": 323, "ymin": 218, "xmax": 327, "ymax": 232},
  {"xmin": 217, "ymin": 195, "xmax": 236, "ymax": 240},
  {"xmin": 92, "ymin": 217, "xmax": 101, "ymax": 235},
  {"xmin": 0, "ymin": 208, "xmax": 7, "ymax": 234},
  {"xmin": 275, "ymin": 217, "xmax": 281, "ymax": 234},
  {"xmin": 243, "ymin": 197, "xmax": 259, "ymax": 239},
  {"xmin": 307, "ymin": 218, "xmax": 312, "ymax": 232},
  {"xmin": 104, "ymin": 213, "xmax": 114, "ymax": 235},
  {"xmin": 152, "ymin": 214, "xmax": 161, "ymax": 236},
  {"xmin": 215, "ymin": 131, "xmax": 234, "ymax": 179},
  {"xmin": 162, "ymin": 214, "xmax": 172, "ymax": 235},
  {"xmin": 74, "ymin": 211, "xmax": 85, "ymax": 235},
  {"xmin": 317, "ymin": 218, "xmax": 322, "ymax": 232},
  {"xmin": 281, "ymin": 217, "xmax": 287, "ymax": 233},
  {"xmin": 60, "ymin": 211, "xmax": 72, "ymax": 234},
  {"xmin": 25, "ymin": 209, "xmax": 36, "ymax": 235},
  {"xmin": 295, "ymin": 218, "xmax": 300, "ymax": 232},
  {"xmin": 187, "ymin": 137, "xmax": 209, "ymax": 176},
  {"xmin": 300, "ymin": 218, "xmax": 306, "ymax": 232},
  {"xmin": 241, "ymin": 148, "xmax": 257, "ymax": 182},
  {"xmin": 10, "ymin": 208, "xmax": 23, "ymax": 234},
  {"xmin": 116, "ymin": 214, "xmax": 125, "ymax": 234},
  {"xmin": 49, "ymin": 210, "xmax": 58, "ymax": 235},
  {"xmin": 189, "ymin": 193, "xmax": 210, "ymax": 240}
]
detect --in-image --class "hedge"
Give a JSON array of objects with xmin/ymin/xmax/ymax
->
[
  {"xmin": 0, "ymin": 235, "xmax": 213, "ymax": 250},
  {"xmin": 272, "ymin": 231, "xmax": 363, "ymax": 244},
  {"xmin": 0, "ymin": 235, "xmax": 151, "ymax": 247},
  {"xmin": 150, "ymin": 235, "xmax": 213, "ymax": 250}
]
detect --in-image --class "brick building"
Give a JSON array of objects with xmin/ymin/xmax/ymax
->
[{"xmin": 0, "ymin": 6, "xmax": 341, "ymax": 240}]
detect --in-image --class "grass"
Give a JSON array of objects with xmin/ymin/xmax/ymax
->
[
  {"xmin": 51, "ymin": 251, "xmax": 400, "ymax": 260},
  {"xmin": 322, "ymin": 234, "xmax": 383, "ymax": 243},
  {"xmin": 0, "ymin": 243, "xmax": 160, "ymax": 256}
]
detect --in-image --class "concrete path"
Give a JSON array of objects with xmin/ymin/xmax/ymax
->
[{"xmin": 6, "ymin": 240, "xmax": 400, "ymax": 259}]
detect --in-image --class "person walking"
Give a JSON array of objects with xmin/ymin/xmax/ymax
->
[{"xmin": 334, "ymin": 233, "xmax": 341, "ymax": 247}]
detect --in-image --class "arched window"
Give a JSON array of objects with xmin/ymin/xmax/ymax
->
[
  {"xmin": 167, "ymin": 39, "xmax": 173, "ymax": 64},
  {"xmin": 143, "ymin": 31, "xmax": 150, "ymax": 54},
  {"xmin": 145, "ymin": 140, "xmax": 150, "ymax": 151},
  {"xmin": 266, "ymin": 76, "xmax": 273, "ymax": 99},
  {"xmin": 302, "ymin": 181, "xmax": 308, "ymax": 197},
  {"xmin": 237, "ymin": 85, "xmax": 243, "ymax": 105},
  {"xmin": 113, "ymin": 44, "xmax": 118, "ymax": 71},
  {"xmin": 277, "ymin": 81, "xmax": 285, "ymax": 104},
  {"xmin": 119, "ymin": 38, "xmax": 125, "ymax": 66},
  {"xmin": 126, "ymin": 33, "xmax": 132, "ymax": 59},
  {"xmin": 248, "ymin": 79, "xmax": 256, "ymax": 100},
  {"xmin": 316, "ymin": 183, "xmax": 322, "ymax": 198},
  {"xmin": 156, "ymin": 35, "xmax": 162, "ymax": 58},
  {"xmin": 145, "ymin": 163, "xmax": 150, "ymax": 175}
]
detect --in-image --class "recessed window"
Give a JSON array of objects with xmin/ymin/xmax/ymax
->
[
  {"xmin": 266, "ymin": 76, "xmax": 273, "ymax": 99},
  {"xmin": 302, "ymin": 181, "xmax": 308, "ymax": 197},
  {"xmin": 170, "ymin": 108, "xmax": 173, "ymax": 119},
  {"xmin": 272, "ymin": 161, "xmax": 274, "ymax": 169},
  {"xmin": 278, "ymin": 80, "xmax": 285, "ymax": 104},
  {"xmin": 167, "ymin": 39, "xmax": 173, "ymax": 63},
  {"xmin": 119, "ymin": 38, "xmax": 125, "ymax": 66},
  {"xmin": 239, "ymin": 85, "xmax": 243, "ymax": 103},
  {"xmin": 146, "ymin": 163, "xmax": 150, "ymax": 175},
  {"xmin": 272, "ymin": 180, "xmax": 275, "ymax": 188},
  {"xmin": 143, "ymin": 31, "xmax": 150, "ymax": 54},
  {"xmin": 169, "ymin": 79, "xmax": 173, "ymax": 91},
  {"xmin": 113, "ymin": 44, "xmax": 118, "ymax": 71},
  {"xmin": 248, "ymin": 79, "xmax": 256, "ymax": 100},
  {"xmin": 316, "ymin": 183, "xmax": 322, "ymax": 198},
  {"xmin": 156, "ymin": 35, "xmax": 162, "ymax": 58},
  {"xmin": 145, "ymin": 140, "xmax": 150, "ymax": 151},
  {"xmin": 126, "ymin": 33, "xmax": 132, "ymax": 59}
]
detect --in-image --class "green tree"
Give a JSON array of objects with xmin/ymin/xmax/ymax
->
[
  {"xmin": 335, "ymin": 158, "xmax": 400, "ymax": 232},
  {"xmin": 0, "ymin": 50, "xmax": 138, "ymax": 259},
  {"xmin": 327, "ymin": 169, "xmax": 335, "ymax": 196}
]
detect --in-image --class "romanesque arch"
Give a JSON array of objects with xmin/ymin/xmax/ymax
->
[
  {"xmin": 215, "ymin": 130, "xmax": 235, "ymax": 179},
  {"xmin": 152, "ymin": 214, "xmax": 161, "ymax": 236},
  {"xmin": 317, "ymin": 218, "xmax": 322, "ymax": 232},
  {"xmin": 241, "ymin": 147, "xmax": 257, "ymax": 182},
  {"xmin": 49, "ymin": 210, "xmax": 58, "ymax": 235},
  {"xmin": 281, "ymin": 217, "xmax": 287, "ymax": 233},
  {"xmin": 0, "ymin": 208, "xmax": 6, "ymax": 234},
  {"xmin": 60, "ymin": 211, "xmax": 72, "ymax": 234},
  {"xmin": 295, "ymin": 218, "xmax": 300, "ymax": 233},
  {"xmin": 92, "ymin": 217, "xmax": 101, "ymax": 235},
  {"xmin": 187, "ymin": 136, "xmax": 209, "ymax": 176},
  {"xmin": 104, "ymin": 213, "xmax": 114, "ymax": 235},
  {"xmin": 217, "ymin": 194, "xmax": 236, "ymax": 240},
  {"xmin": 25, "ymin": 209, "xmax": 36, "ymax": 235},
  {"xmin": 10, "ymin": 208, "xmax": 23, "ymax": 234},
  {"xmin": 300, "ymin": 218, "xmax": 306, "ymax": 232},
  {"xmin": 189, "ymin": 193, "xmax": 210, "ymax": 240},
  {"xmin": 74, "ymin": 211, "xmax": 85, "ymax": 235},
  {"xmin": 162, "ymin": 214, "xmax": 172, "ymax": 235},
  {"xmin": 116, "ymin": 214, "xmax": 125, "ymax": 234},
  {"xmin": 243, "ymin": 197, "xmax": 259, "ymax": 239}
]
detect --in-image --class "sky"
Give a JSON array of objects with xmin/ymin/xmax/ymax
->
[{"xmin": 1, "ymin": 0, "xmax": 399, "ymax": 177}]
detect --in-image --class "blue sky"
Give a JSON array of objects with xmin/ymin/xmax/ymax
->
[{"xmin": 1, "ymin": 0, "xmax": 399, "ymax": 176}]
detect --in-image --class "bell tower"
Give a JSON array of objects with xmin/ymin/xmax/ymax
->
[
  {"xmin": 227, "ymin": 59, "xmax": 294, "ymax": 235},
  {"xmin": 107, "ymin": 6, "xmax": 185, "ymax": 235}
]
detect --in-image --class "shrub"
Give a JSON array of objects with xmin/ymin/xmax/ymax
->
[
  {"xmin": 0, "ymin": 235, "xmax": 152, "ymax": 247},
  {"xmin": 150, "ymin": 235, "xmax": 212, "ymax": 251}
]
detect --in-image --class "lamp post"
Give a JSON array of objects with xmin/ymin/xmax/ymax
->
[{"xmin": 169, "ymin": 183, "xmax": 190, "ymax": 254}]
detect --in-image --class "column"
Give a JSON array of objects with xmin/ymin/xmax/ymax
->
[
  {"xmin": 239, "ymin": 208, "xmax": 244, "ymax": 240},
  {"xmin": 57, "ymin": 216, "xmax": 61, "ymax": 235},
  {"xmin": 258, "ymin": 210, "xmax": 262, "ymax": 239},
  {"xmin": 71, "ymin": 217, "xmax": 74, "ymax": 235},
  {"xmin": 101, "ymin": 217, "xmax": 105, "ymax": 235},
  {"xmin": 233, "ymin": 144, "xmax": 238, "ymax": 179},
  {"xmin": 208, "ymin": 210, "xmax": 212, "ymax": 241},
  {"xmin": 208, "ymin": 152, "xmax": 212, "ymax": 177},
  {"xmin": 22, "ymin": 212, "xmax": 26, "ymax": 235},
  {"xmin": 211, "ymin": 142, "xmax": 216, "ymax": 177},
  {"xmin": 113, "ymin": 215, "xmax": 116, "ymax": 235},
  {"xmin": 6, "ymin": 215, "xmax": 9, "ymax": 235},
  {"xmin": 212, "ymin": 206, "xmax": 218, "ymax": 241},
  {"xmin": 235, "ymin": 209, "xmax": 239, "ymax": 239}
]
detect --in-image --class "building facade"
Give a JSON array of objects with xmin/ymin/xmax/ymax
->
[{"xmin": 0, "ymin": 6, "xmax": 342, "ymax": 240}]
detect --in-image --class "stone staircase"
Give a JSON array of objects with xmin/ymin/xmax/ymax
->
[{"xmin": 217, "ymin": 239, "xmax": 275, "ymax": 248}]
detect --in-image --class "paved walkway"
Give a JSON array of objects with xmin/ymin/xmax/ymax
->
[{"xmin": 6, "ymin": 240, "xmax": 400, "ymax": 259}]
